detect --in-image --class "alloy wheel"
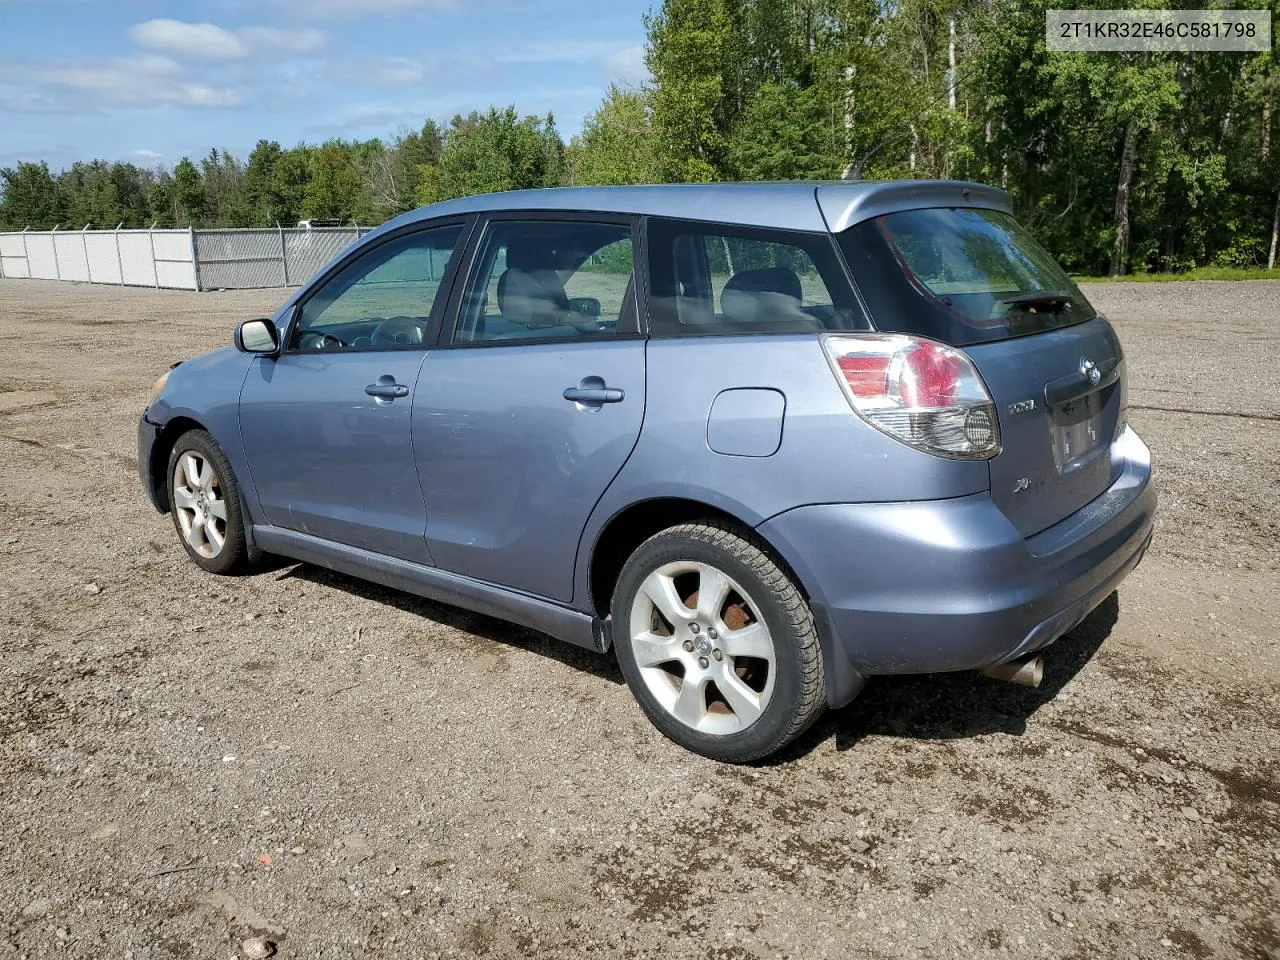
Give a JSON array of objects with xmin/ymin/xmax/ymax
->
[
  {"xmin": 172, "ymin": 451, "xmax": 227, "ymax": 559},
  {"xmin": 627, "ymin": 560, "xmax": 777, "ymax": 735}
]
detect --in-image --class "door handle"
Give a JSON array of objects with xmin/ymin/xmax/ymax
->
[
  {"xmin": 563, "ymin": 386, "xmax": 625, "ymax": 404},
  {"xmin": 366, "ymin": 375, "xmax": 410, "ymax": 400}
]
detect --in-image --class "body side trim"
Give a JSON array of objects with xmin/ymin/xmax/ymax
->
[{"xmin": 252, "ymin": 526, "xmax": 605, "ymax": 652}]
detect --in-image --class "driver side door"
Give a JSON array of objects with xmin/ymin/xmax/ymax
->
[{"xmin": 239, "ymin": 220, "xmax": 469, "ymax": 563}]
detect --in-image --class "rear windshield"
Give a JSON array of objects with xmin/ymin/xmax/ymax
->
[{"xmin": 839, "ymin": 208, "xmax": 1097, "ymax": 346}]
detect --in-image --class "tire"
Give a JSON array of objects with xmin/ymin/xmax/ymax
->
[
  {"xmin": 166, "ymin": 429, "xmax": 249, "ymax": 575},
  {"xmin": 611, "ymin": 520, "xmax": 825, "ymax": 763}
]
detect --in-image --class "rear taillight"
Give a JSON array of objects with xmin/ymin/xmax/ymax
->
[{"xmin": 823, "ymin": 333, "xmax": 1002, "ymax": 459}]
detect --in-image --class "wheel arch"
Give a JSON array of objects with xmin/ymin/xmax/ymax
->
[
  {"xmin": 587, "ymin": 496, "xmax": 865, "ymax": 710},
  {"xmin": 152, "ymin": 416, "xmax": 264, "ymax": 565},
  {"xmin": 586, "ymin": 497, "xmax": 810, "ymax": 622},
  {"xmin": 148, "ymin": 416, "xmax": 208, "ymax": 513}
]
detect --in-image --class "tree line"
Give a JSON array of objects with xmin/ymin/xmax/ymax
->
[{"xmin": 2, "ymin": 0, "xmax": 1277, "ymax": 275}]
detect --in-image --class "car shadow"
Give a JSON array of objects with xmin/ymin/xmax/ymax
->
[
  {"xmin": 276, "ymin": 562, "xmax": 625, "ymax": 686},
  {"xmin": 778, "ymin": 591, "xmax": 1121, "ymax": 763},
  {"xmin": 265, "ymin": 560, "xmax": 1119, "ymax": 759}
]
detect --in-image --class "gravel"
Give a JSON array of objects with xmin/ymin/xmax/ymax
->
[{"xmin": 0, "ymin": 277, "xmax": 1277, "ymax": 959}]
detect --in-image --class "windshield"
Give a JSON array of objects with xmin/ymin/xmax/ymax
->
[{"xmin": 839, "ymin": 208, "xmax": 1096, "ymax": 346}]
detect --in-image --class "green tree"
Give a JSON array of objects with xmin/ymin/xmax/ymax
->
[
  {"xmin": 363, "ymin": 122, "xmax": 444, "ymax": 218},
  {"xmin": 7, "ymin": 0, "xmax": 1279, "ymax": 277},
  {"xmin": 644, "ymin": 0, "xmax": 735, "ymax": 181},
  {"xmin": 110, "ymin": 163, "xmax": 152, "ymax": 227},
  {"xmin": 568, "ymin": 86, "xmax": 661, "ymax": 185},
  {"xmin": 244, "ymin": 140, "xmax": 292, "ymax": 226},
  {"xmin": 170, "ymin": 158, "xmax": 205, "ymax": 227},
  {"xmin": 0, "ymin": 161, "xmax": 65, "ymax": 228},
  {"xmin": 271, "ymin": 147, "xmax": 313, "ymax": 226},
  {"xmin": 56, "ymin": 161, "xmax": 149, "ymax": 228},
  {"xmin": 728, "ymin": 80, "xmax": 842, "ymax": 180},
  {"xmin": 971, "ymin": 0, "xmax": 1182, "ymax": 274},
  {"xmin": 539, "ymin": 114, "xmax": 566, "ymax": 191},
  {"xmin": 418, "ymin": 107, "xmax": 565, "ymax": 204},
  {"xmin": 201, "ymin": 149, "xmax": 251, "ymax": 227},
  {"xmin": 302, "ymin": 142, "xmax": 363, "ymax": 221},
  {"xmin": 60, "ymin": 161, "xmax": 111, "ymax": 227}
]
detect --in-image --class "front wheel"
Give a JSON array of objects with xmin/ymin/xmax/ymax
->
[
  {"xmin": 166, "ymin": 429, "xmax": 249, "ymax": 575},
  {"xmin": 611, "ymin": 521, "xmax": 826, "ymax": 763}
]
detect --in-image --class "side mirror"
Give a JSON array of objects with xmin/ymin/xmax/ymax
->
[
  {"xmin": 567, "ymin": 296, "xmax": 602, "ymax": 319},
  {"xmin": 235, "ymin": 319, "xmax": 279, "ymax": 355}
]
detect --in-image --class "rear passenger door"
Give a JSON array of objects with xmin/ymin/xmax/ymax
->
[{"xmin": 413, "ymin": 214, "xmax": 645, "ymax": 603}]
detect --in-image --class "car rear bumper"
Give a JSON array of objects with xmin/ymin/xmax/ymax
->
[
  {"xmin": 138, "ymin": 413, "xmax": 166, "ymax": 513},
  {"xmin": 757, "ymin": 427, "xmax": 1155, "ymax": 701}
]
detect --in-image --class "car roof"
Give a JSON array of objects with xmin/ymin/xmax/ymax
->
[{"xmin": 373, "ymin": 180, "xmax": 1013, "ymax": 238}]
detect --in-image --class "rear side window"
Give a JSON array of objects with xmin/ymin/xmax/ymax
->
[
  {"xmin": 646, "ymin": 219, "xmax": 863, "ymax": 336},
  {"xmin": 839, "ymin": 208, "xmax": 1097, "ymax": 347}
]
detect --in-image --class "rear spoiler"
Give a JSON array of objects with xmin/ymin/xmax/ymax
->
[{"xmin": 817, "ymin": 180, "xmax": 1013, "ymax": 233}]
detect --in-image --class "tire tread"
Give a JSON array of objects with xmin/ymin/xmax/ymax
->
[
  {"xmin": 166, "ymin": 429, "xmax": 249, "ymax": 576},
  {"xmin": 613, "ymin": 518, "xmax": 825, "ymax": 762}
]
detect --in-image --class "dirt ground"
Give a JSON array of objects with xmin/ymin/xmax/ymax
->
[{"xmin": 0, "ymin": 277, "xmax": 1277, "ymax": 960}]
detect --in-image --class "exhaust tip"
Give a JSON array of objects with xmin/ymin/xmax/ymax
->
[{"xmin": 981, "ymin": 654, "xmax": 1044, "ymax": 688}]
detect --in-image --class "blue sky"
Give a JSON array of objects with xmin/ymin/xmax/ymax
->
[{"xmin": 0, "ymin": 0, "xmax": 653, "ymax": 170}]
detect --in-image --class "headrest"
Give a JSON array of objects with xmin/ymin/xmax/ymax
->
[
  {"xmin": 497, "ymin": 268, "xmax": 569, "ymax": 328},
  {"xmin": 720, "ymin": 267, "xmax": 804, "ymax": 324}
]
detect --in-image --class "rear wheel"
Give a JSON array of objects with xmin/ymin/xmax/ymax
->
[
  {"xmin": 166, "ymin": 429, "xmax": 248, "ymax": 575},
  {"xmin": 611, "ymin": 521, "xmax": 825, "ymax": 763}
]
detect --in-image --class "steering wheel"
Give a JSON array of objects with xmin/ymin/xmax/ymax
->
[
  {"xmin": 371, "ymin": 316, "xmax": 425, "ymax": 347},
  {"xmin": 297, "ymin": 330, "xmax": 346, "ymax": 351}
]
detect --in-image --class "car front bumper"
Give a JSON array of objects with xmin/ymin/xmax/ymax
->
[
  {"xmin": 138, "ymin": 413, "xmax": 166, "ymax": 513},
  {"xmin": 757, "ymin": 427, "xmax": 1155, "ymax": 704}
]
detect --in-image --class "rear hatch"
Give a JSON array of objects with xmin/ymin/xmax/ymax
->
[{"xmin": 838, "ymin": 205, "xmax": 1124, "ymax": 538}]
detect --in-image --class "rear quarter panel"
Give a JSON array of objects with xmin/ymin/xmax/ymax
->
[{"xmin": 573, "ymin": 335, "xmax": 990, "ymax": 605}]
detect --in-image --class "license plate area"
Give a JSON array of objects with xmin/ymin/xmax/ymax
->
[{"xmin": 1050, "ymin": 391, "xmax": 1104, "ymax": 472}]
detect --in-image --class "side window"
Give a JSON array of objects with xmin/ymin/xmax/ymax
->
[
  {"xmin": 646, "ymin": 219, "xmax": 862, "ymax": 336},
  {"xmin": 453, "ymin": 220, "xmax": 635, "ymax": 344},
  {"xmin": 291, "ymin": 223, "xmax": 464, "ymax": 352}
]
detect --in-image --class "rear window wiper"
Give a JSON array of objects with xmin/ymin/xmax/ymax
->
[{"xmin": 1000, "ymin": 290, "xmax": 1074, "ymax": 311}]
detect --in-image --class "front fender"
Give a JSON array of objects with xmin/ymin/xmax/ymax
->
[{"xmin": 147, "ymin": 346, "xmax": 260, "ymax": 521}]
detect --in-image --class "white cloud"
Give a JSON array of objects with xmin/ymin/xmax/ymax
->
[
  {"xmin": 0, "ymin": 82, "xmax": 65, "ymax": 114},
  {"xmin": 133, "ymin": 148, "xmax": 164, "ymax": 159},
  {"xmin": 240, "ymin": 26, "xmax": 325, "ymax": 54},
  {"xmin": 32, "ymin": 54, "xmax": 243, "ymax": 109},
  {"xmin": 129, "ymin": 19, "xmax": 325, "ymax": 60},
  {"xmin": 363, "ymin": 56, "xmax": 428, "ymax": 87},
  {"xmin": 269, "ymin": 0, "xmax": 459, "ymax": 18},
  {"xmin": 0, "ymin": 145, "xmax": 80, "ymax": 169},
  {"xmin": 489, "ymin": 39, "xmax": 636, "ymax": 65},
  {"xmin": 605, "ymin": 45, "xmax": 648, "ymax": 88},
  {"xmin": 306, "ymin": 82, "xmax": 605, "ymax": 138},
  {"xmin": 130, "ymin": 20, "xmax": 249, "ymax": 59},
  {"xmin": 326, "ymin": 38, "xmax": 643, "ymax": 92}
]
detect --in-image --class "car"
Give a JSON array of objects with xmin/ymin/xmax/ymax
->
[{"xmin": 138, "ymin": 180, "xmax": 1156, "ymax": 763}]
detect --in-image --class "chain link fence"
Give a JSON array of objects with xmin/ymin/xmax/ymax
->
[{"xmin": 0, "ymin": 225, "xmax": 376, "ymax": 292}]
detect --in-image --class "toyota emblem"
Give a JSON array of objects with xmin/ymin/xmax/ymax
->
[{"xmin": 1080, "ymin": 358, "xmax": 1101, "ymax": 386}]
